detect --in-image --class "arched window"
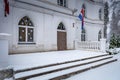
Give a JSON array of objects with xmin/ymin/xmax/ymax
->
[
  {"xmin": 18, "ymin": 16, "xmax": 34, "ymax": 43},
  {"xmin": 57, "ymin": 22, "xmax": 66, "ymax": 30},
  {"xmin": 98, "ymin": 30, "xmax": 102, "ymax": 41},
  {"xmin": 81, "ymin": 29, "xmax": 86, "ymax": 41},
  {"xmin": 82, "ymin": 4, "xmax": 86, "ymax": 17},
  {"xmin": 99, "ymin": 8, "xmax": 102, "ymax": 20}
]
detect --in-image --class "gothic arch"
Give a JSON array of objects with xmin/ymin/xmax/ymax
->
[
  {"xmin": 18, "ymin": 16, "xmax": 34, "ymax": 26},
  {"xmin": 57, "ymin": 22, "xmax": 66, "ymax": 30}
]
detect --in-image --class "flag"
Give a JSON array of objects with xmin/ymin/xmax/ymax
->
[
  {"xmin": 78, "ymin": 8, "xmax": 84, "ymax": 30},
  {"xmin": 4, "ymin": 0, "xmax": 9, "ymax": 17},
  {"xmin": 78, "ymin": 14, "xmax": 83, "ymax": 20}
]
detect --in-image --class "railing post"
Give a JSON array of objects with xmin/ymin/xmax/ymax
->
[
  {"xmin": 74, "ymin": 39, "xmax": 78, "ymax": 49},
  {"xmin": 75, "ymin": 40, "xmax": 100, "ymax": 51},
  {"xmin": 100, "ymin": 38, "xmax": 106, "ymax": 52}
]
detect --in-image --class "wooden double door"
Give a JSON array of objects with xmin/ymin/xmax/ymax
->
[{"xmin": 57, "ymin": 31, "xmax": 67, "ymax": 50}]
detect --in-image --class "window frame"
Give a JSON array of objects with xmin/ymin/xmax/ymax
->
[
  {"xmin": 99, "ymin": 8, "xmax": 102, "ymax": 20},
  {"xmin": 98, "ymin": 30, "xmax": 102, "ymax": 41},
  {"xmin": 18, "ymin": 25, "xmax": 34, "ymax": 44},
  {"xmin": 18, "ymin": 16, "xmax": 35, "ymax": 44},
  {"xmin": 57, "ymin": 0, "xmax": 67, "ymax": 7},
  {"xmin": 81, "ymin": 29, "xmax": 86, "ymax": 41}
]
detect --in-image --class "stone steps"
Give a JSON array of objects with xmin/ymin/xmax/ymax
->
[
  {"xmin": 15, "ymin": 54, "xmax": 109, "ymax": 73},
  {"xmin": 27, "ymin": 59, "xmax": 117, "ymax": 80},
  {"xmin": 14, "ymin": 54, "xmax": 117, "ymax": 80},
  {"xmin": 50, "ymin": 59, "xmax": 117, "ymax": 80}
]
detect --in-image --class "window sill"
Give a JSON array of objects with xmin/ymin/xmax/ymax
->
[{"xmin": 18, "ymin": 43, "xmax": 36, "ymax": 45}]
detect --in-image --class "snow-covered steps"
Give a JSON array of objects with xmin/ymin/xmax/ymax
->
[
  {"xmin": 14, "ymin": 54, "xmax": 117, "ymax": 80},
  {"xmin": 15, "ymin": 54, "xmax": 109, "ymax": 73},
  {"xmin": 50, "ymin": 59, "xmax": 117, "ymax": 80},
  {"xmin": 27, "ymin": 59, "xmax": 117, "ymax": 80}
]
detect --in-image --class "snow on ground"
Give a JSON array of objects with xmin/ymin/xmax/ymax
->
[
  {"xmin": 15, "ymin": 56, "xmax": 113, "ymax": 79},
  {"xmin": 65, "ymin": 53, "xmax": 120, "ymax": 80},
  {"xmin": 8, "ymin": 50, "xmax": 120, "ymax": 80},
  {"xmin": 9, "ymin": 50, "xmax": 106, "ymax": 70},
  {"xmin": 4, "ymin": 78, "xmax": 13, "ymax": 80},
  {"xmin": 26, "ymin": 57, "xmax": 115, "ymax": 80}
]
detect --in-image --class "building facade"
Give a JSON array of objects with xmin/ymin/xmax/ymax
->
[{"xmin": 0, "ymin": 0, "xmax": 104, "ymax": 54}]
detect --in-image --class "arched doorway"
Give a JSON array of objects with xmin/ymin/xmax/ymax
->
[{"xmin": 57, "ymin": 22, "xmax": 67, "ymax": 50}]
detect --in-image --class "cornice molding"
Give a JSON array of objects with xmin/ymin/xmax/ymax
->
[
  {"xmin": 37, "ymin": 0, "xmax": 73, "ymax": 11},
  {"xmin": 13, "ymin": 0, "xmax": 74, "ymax": 16},
  {"xmin": 76, "ymin": 15, "xmax": 104, "ymax": 25},
  {"xmin": 10, "ymin": 0, "xmax": 79, "ymax": 20}
]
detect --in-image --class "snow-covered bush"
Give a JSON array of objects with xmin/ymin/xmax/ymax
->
[
  {"xmin": 106, "ymin": 48, "xmax": 120, "ymax": 55},
  {"xmin": 0, "ymin": 68, "xmax": 14, "ymax": 80},
  {"xmin": 109, "ymin": 34, "xmax": 120, "ymax": 49}
]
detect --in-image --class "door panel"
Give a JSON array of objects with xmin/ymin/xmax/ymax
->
[{"xmin": 57, "ymin": 31, "xmax": 67, "ymax": 50}]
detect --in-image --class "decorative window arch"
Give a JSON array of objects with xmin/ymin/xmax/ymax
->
[
  {"xmin": 81, "ymin": 29, "xmax": 86, "ymax": 41},
  {"xmin": 98, "ymin": 30, "xmax": 102, "ymax": 41},
  {"xmin": 99, "ymin": 8, "xmax": 102, "ymax": 20},
  {"xmin": 57, "ymin": 22, "xmax": 66, "ymax": 30},
  {"xmin": 18, "ymin": 16, "xmax": 34, "ymax": 43},
  {"xmin": 82, "ymin": 4, "xmax": 86, "ymax": 17}
]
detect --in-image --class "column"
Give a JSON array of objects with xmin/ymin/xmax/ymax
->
[
  {"xmin": 0, "ymin": 33, "xmax": 10, "ymax": 68},
  {"xmin": 100, "ymin": 38, "xmax": 106, "ymax": 52}
]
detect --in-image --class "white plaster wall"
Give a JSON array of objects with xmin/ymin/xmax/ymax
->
[
  {"xmin": 75, "ymin": 0, "xmax": 103, "ymax": 20},
  {"xmin": 0, "ymin": 34, "xmax": 11, "ymax": 68},
  {"xmin": 0, "ymin": 5, "xmax": 75, "ymax": 54},
  {"xmin": 0, "ymin": 5, "xmax": 14, "ymax": 54},
  {"xmin": 0, "ymin": 0, "xmax": 4, "ymax": 25},
  {"xmin": 0, "ymin": 40, "xmax": 8, "ymax": 67},
  {"xmin": 75, "ymin": 0, "xmax": 104, "ymax": 41},
  {"xmin": 45, "ymin": 0, "xmax": 57, "ymax": 4},
  {"xmin": 0, "ymin": 0, "xmax": 104, "ymax": 54},
  {"xmin": 45, "ymin": 0, "xmax": 76, "ymax": 10},
  {"xmin": 85, "ymin": 22, "xmax": 103, "ymax": 41},
  {"xmin": 44, "ymin": 14, "xmax": 56, "ymax": 51},
  {"xmin": 86, "ymin": 3, "xmax": 101, "ymax": 20},
  {"xmin": 68, "ymin": 0, "xmax": 76, "ymax": 10},
  {"xmin": 16, "ymin": 0, "xmax": 72, "ymax": 15},
  {"xmin": 75, "ymin": 20, "xmax": 103, "ymax": 41},
  {"xmin": 75, "ymin": 21, "xmax": 81, "ymax": 41},
  {"xmin": 76, "ymin": 0, "xmax": 84, "ymax": 15}
]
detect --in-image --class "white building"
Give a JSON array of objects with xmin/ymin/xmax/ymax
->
[{"xmin": 0, "ymin": 0, "xmax": 104, "ymax": 54}]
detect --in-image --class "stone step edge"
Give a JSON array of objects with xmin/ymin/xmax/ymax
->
[
  {"xmin": 15, "ymin": 54, "xmax": 109, "ymax": 73},
  {"xmin": 15, "ymin": 56, "xmax": 113, "ymax": 80},
  {"xmin": 50, "ymin": 59, "xmax": 117, "ymax": 80}
]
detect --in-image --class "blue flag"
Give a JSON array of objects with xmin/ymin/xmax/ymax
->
[
  {"xmin": 78, "ymin": 14, "xmax": 83, "ymax": 21},
  {"xmin": 78, "ymin": 8, "xmax": 84, "ymax": 30}
]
